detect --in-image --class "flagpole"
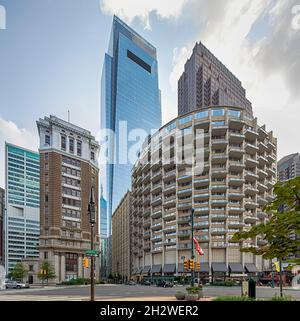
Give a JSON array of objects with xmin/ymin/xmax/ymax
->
[{"xmin": 191, "ymin": 208, "xmax": 195, "ymax": 287}]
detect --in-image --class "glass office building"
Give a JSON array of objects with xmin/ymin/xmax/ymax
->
[
  {"xmin": 100, "ymin": 16, "xmax": 162, "ymax": 240},
  {"xmin": 4, "ymin": 143, "xmax": 40, "ymax": 274}
]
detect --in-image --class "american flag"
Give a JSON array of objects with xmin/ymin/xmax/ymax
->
[{"xmin": 193, "ymin": 237, "xmax": 204, "ymax": 256}]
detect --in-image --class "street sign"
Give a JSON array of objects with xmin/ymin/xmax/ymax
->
[{"xmin": 85, "ymin": 249, "xmax": 99, "ymax": 256}]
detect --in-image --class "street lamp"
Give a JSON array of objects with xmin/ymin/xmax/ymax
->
[
  {"xmin": 88, "ymin": 187, "xmax": 96, "ymax": 301},
  {"xmin": 190, "ymin": 208, "xmax": 195, "ymax": 287}
]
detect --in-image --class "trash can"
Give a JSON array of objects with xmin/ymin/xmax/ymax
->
[{"xmin": 248, "ymin": 278, "xmax": 256, "ymax": 299}]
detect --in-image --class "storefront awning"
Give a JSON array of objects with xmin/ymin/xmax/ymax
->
[
  {"xmin": 211, "ymin": 262, "xmax": 227, "ymax": 273},
  {"xmin": 244, "ymin": 263, "xmax": 259, "ymax": 273},
  {"xmin": 151, "ymin": 264, "xmax": 162, "ymax": 273},
  {"xmin": 163, "ymin": 264, "xmax": 176, "ymax": 273},
  {"xmin": 177, "ymin": 263, "xmax": 184, "ymax": 273},
  {"xmin": 195, "ymin": 262, "xmax": 209, "ymax": 273},
  {"xmin": 229, "ymin": 263, "xmax": 245, "ymax": 274},
  {"xmin": 142, "ymin": 266, "xmax": 151, "ymax": 274}
]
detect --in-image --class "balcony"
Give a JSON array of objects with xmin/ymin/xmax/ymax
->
[
  {"xmin": 177, "ymin": 188, "xmax": 192, "ymax": 196},
  {"xmin": 257, "ymin": 196, "xmax": 268, "ymax": 206},
  {"xmin": 151, "ymin": 182, "xmax": 162, "ymax": 193},
  {"xmin": 211, "ymin": 184, "xmax": 227, "ymax": 191},
  {"xmin": 245, "ymin": 143, "xmax": 259, "ymax": 154},
  {"xmin": 194, "ymin": 193, "xmax": 209, "ymax": 200},
  {"xmin": 257, "ymin": 181, "xmax": 268, "ymax": 192},
  {"xmin": 163, "ymin": 170, "xmax": 176, "ymax": 181},
  {"xmin": 151, "ymin": 196, "xmax": 162, "ymax": 206},
  {"xmin": 258, "ymin": 155, "xmax": 268, "ymax": 165},
  {"xmin": 228, "ymin": 176, "xmax": 244, "ymax": 185},
  {"xmin": 211, "ymin": 242, "xmax": 227, "ymax": 248},
  {"xmin": 257, "ymin": 211, "xmax": 268, "ymax": 219},
  {"xmin": 258, "ymin": 141, "xmax": 268, "ymax": 152},
  {"xmin": 244, "ymin": 184, "xmax": 258, "ymax": 195},
  {"xmin": 164, "ymin": 183, "xmax": 176, "ymax": 194},
  {"xmin": 244, "ymin": 127, "xmax": 258, "ymax": 139},
  {"xmin": 163, "ymin": 210, "xmax": 176, "ymax": 221},
  {"xmin": 228, "ymin": 206, "xmax": 244, "ymax": 213},
  {"xmin": 194, "ymin": 177, "xmax": 210, "ymax": 185},
  {"xmin": 211, "ymin": 228, "xmax": 227, "ymax": 235},
  {"xmin": 245, "ymin": 156, "xmax": 259, "ymax": 167},
  {"xmin": 229, "ymin": 161, "xmax": 245, "ymax": 170},
  {"xmin": 245, "ymin": 171, "xmax": 259, "ymax": 181},
  {"xmin": 194, "ymin": 207, "xmax": 209, "ymax": 214},
  {"xmin": 211, "ymin": 139, "xmax": 228, "ymax": 147},
  {"xmin": 244, "ymin": 199, "xmax": 259, "ymax": 209},
  {"xmin": 177, "ymin": 215, "xmax": 191, "ymax": 223},
  {"xmin": 151, "ymin": 209, "xmax": 162, "ymax": 219},
  {"xmin": 143, "ymin": 219, "xmax": 151, "ymax": 228},
  {"xmin": 228, "ymin": 192, "xmax": 244, "ymax": 199},
  {"xmin": 211, "ymin": 199, "xmax": 227, "ymax": 205},
  {"xmin": 244, "ymin": 213, "xmax": 258, "ymax": 223},
  {"xmin": 229, "ymin": 131, "xmax": 245, "ymax": 142},
  {"xmin": 178, "ymin": 202, "xmax": 192, "ymax": 210},
  {"xmin": 227, "ymin": 220, "xmax": 244, "ymax": 228},
  {"xmin": 163, "ymin": 195, "xmax": 176, "ymax": 207},
  {"xmin": 211, "ymin": 214, "xmax": 228, "ymax": 220},
  {"xmin": 229, "ymin": 146, "xmax": 244, "ymax": 157},
  {"xmin": 257, "ymin": 168, "xmax": 268, "ymax": 179},
  {"xmin": 151, "ymin": 221, "xmax": 163, "ymax": 231},
  {"xmin": 211, "ymin": 168, "xmax": 227, "ymax": 177},
  {"xmin": 163, "ymin": 225, "xmax": 176, "ymax": 233},
  {"xmin": 177, "ymin": 174, "xmax": 192, "ymax": 183},
  {"xmin": 211, "ymin": 153, "xmax": 227, "ymax": 160}
]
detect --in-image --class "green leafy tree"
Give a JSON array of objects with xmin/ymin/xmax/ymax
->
[
  {"xmin": 38, "ymin": 261, "xmax": 56, "ymax": 285},
  {"xmin": 232, "ymin": 177, "xmax": 300, "ymax": 297},
  {"xmin": 11, "ymin": 262, "xmax": 28, "ymax": 281}
]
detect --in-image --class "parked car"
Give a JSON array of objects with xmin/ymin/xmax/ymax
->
[
  {"xmin": 5, "ymin": 280, "xmax": 29, "ymax": 289},
  {"xmin": 126, "ymin": 280, "xmax": 136, "ymax": 286},
  {"xmin": 156, "ymin": 280, "xmax": 174, "ymax": 288},
  {"xmin": 142, "ymin": 280, "xmax": 151, "ymax": 286}
]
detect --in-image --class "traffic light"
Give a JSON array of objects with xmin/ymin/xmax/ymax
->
[
  {"xmin": 184, "ymin": 259, "xmax": 189, "ymax": 271},
  {"xmin": 196, "ymin": 261, "xmax": 200, "ymax": 270},
  {"xmin": 188, "ymin": 259, "xmax": 194, "ymax": 270},
  {"xmin": 83, "ymin": 257, "xmax": 89, "ymax": 268}
]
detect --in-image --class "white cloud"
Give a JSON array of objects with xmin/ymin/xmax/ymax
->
[
  {"xmin": 169, "ymin": 46, "xmax": 190, "ymax": 92},
  {"xmin": 100, "ymin": 0, "xmax": 187, "ymax": 29},
  {"xmin": 0, "ymin": 117, "xmax": 38, "ymax": 188}
]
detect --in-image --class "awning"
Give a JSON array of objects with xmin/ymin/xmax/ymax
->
[
  {"xmin": 245, "ymin": 263, "xmax": 259, "ymax": 273},
  {"xmin": 195, "ymin": 262, "xmax": 209, "ymax": 273},
  {"xmin": 142, "ymin": 266, "xmax": 151, "ymax": 274},
  {"xmin": 229, "ymin": 263, "xmax": 245, "ymax": 274},
  {"xmin": 163, "ymin": 264, "xmax": 176, "ymax": 273},
  {"xmin": 211, "ymin": 262, "xmax": 227, "ymax": 273},
  {"xmin": 177, "ymin": 263, "xmax": 184, "ymax": 273},
  {"xmin": 151, "ymin": 264, "xmax": 162, "ymax": 273}
]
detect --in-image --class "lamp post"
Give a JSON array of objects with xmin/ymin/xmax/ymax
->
[
  {"xmin": 191, "ymin": 208, "xmax": 195, "ymax": 287},
  {"xmin": 88, "ymin": 187, "xmax": 96, "ymax": 302}
]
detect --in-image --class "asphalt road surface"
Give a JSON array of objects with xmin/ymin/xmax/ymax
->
[{"xmin": 1, "ymin": 284, "xmax": 300, "ymax": 300}]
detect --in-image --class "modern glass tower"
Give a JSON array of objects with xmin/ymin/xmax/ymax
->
[
  {"xmin": 4, "ymin": 143, "xmax": 40, "ymax": 274},
  {"xmin": 100, "ymin": 16, "xmax": 162, "ymax": 240}
]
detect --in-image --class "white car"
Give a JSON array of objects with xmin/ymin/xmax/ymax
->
[{"xmin": 5, "ymin": 280, "xmax": 30, "ymax": 289}]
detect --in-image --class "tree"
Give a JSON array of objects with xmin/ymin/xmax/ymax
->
[
  {"xmin": 38, "ymin": 261, "xmax": 56, "ymax": 285},
  {"xmin": 11, "ymin": 262, "xmax": 28, "ymax": 281},
  {"xmin": 232, "ymin": 177, "xmax": 300, "ymax": 297}
]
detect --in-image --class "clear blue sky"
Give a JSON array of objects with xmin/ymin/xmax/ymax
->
[{"xmin": 0, "ymin": 0, "xmax": 299, "ymax": 188}]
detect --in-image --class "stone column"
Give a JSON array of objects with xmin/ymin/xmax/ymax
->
[
  {"xmin": 54, "ymin": 253, "xmax": 60, "ymax": 284},
  {"xmin": 60, "ymin": 254, "xmax": 65, "ymax": 282},
  {"xmin": 78, "ymin": 255, "xmax": 83, "ymax": 278}
]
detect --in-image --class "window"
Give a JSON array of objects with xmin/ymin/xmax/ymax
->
[
  {"xmin": 212, "ymin": 109, "xmax": 225, "ymax": 116},
  {"xmin": 45, "ymin": 135, "xmax": 50, "ymax": 145},
  {"xmin": 179, "ymin": 115, "xmax": 193, "ymax": 125},
  {"xmin": 61, "ymin": 135, "xmax": 66, "ymax": 150},
  {"xmin": 45, "ymin": 194, "xmax": 48, "ymax": 202},
  {"xmin": 44, "ymin": 252, "xmax": 48, "ymax": 260},
  {"xmin": 228, "ymin": 110, "xmax": 241, "ymax": 118},
  {"xmin": 195, "ymin": 111, "xmax": 209, "ymax": 119},
  {"xmin": 77, "ymin": 141, "xmax": 82, "ymax": 156},
  {"xmin": 29, "ymin": 265, "xmax": 34, "ymax": 272},
  {"xmin": 91, "ymin": 151, "xmax": 95, "ymax": 161},
  {"xmin": 45, "ymin": 153, "xmax": 49, "ymax": 161},
  {"xmin": 127, "ymin": 50, "xmax": 151, "ymax": 73},
  {"xmin": 69, "ymin": 138, "xmax": 74, "ymax": 153},
  {"xmin": 212, "ymin": 121, "xmax": 225, "ymax": 128}
]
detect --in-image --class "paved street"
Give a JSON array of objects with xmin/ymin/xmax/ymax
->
[{"xmin": 0, "ymin": 284, "xmax": 300, "ymax": 301}]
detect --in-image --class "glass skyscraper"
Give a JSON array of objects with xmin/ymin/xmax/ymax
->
[
  {"xmin": 100, "ymin": 16, "xmax": 162, "ymax": 239},
  {"xmin": 5, "ymin": 143, "xmax": 40, "ymax": 274}
]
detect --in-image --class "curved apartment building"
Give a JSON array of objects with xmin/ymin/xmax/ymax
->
[{"xmin": 131, "ymin": 106, "xmax": 277, "ymax": 279}]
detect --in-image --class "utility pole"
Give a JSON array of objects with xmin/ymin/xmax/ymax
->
[
  {"xmin": 88, "ymin": 187, "xmax": 96, "ymax": 301},
  {"xmin": 191, "ymin": 208, "xmax": 195, "ymax": 287}
]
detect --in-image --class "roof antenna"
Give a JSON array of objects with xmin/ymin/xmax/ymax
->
[{"xmin": 68, "ymin": 110, "xmax": 70, "ymax": 122}]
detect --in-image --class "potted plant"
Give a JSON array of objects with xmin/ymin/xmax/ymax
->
[
  {"xmin": 186, "ymin": 285, "xmax": 203, "ymax": 301},
  {"xmin": 185, "ymin": 286, "xmax": 200, "ymax": 301},
  {"xmin": 174, "ymin": 291, "xmax": 186, "ymax": 300}
]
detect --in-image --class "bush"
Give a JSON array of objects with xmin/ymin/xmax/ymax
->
[
  {"xmin": 61, "ymin": 278, "xmax": 91, "ymax": 286},
  {"xmin": 213, "ymin": 296, "xmax": 256, "ymax": 301},
  {"xmin": 271, "ymin": 294, "xmax": 293, "ymax": 301},
  {"xmin": 211, "ymin": 280, "xmax": 237, "ymax": 287},
  {"xmin": 96, "ymin": 280, "xmax": 105, "ymax": 284},
  {"xmin": 186, "ymin": 285, "xmax": 203, "ymax": 294}
]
